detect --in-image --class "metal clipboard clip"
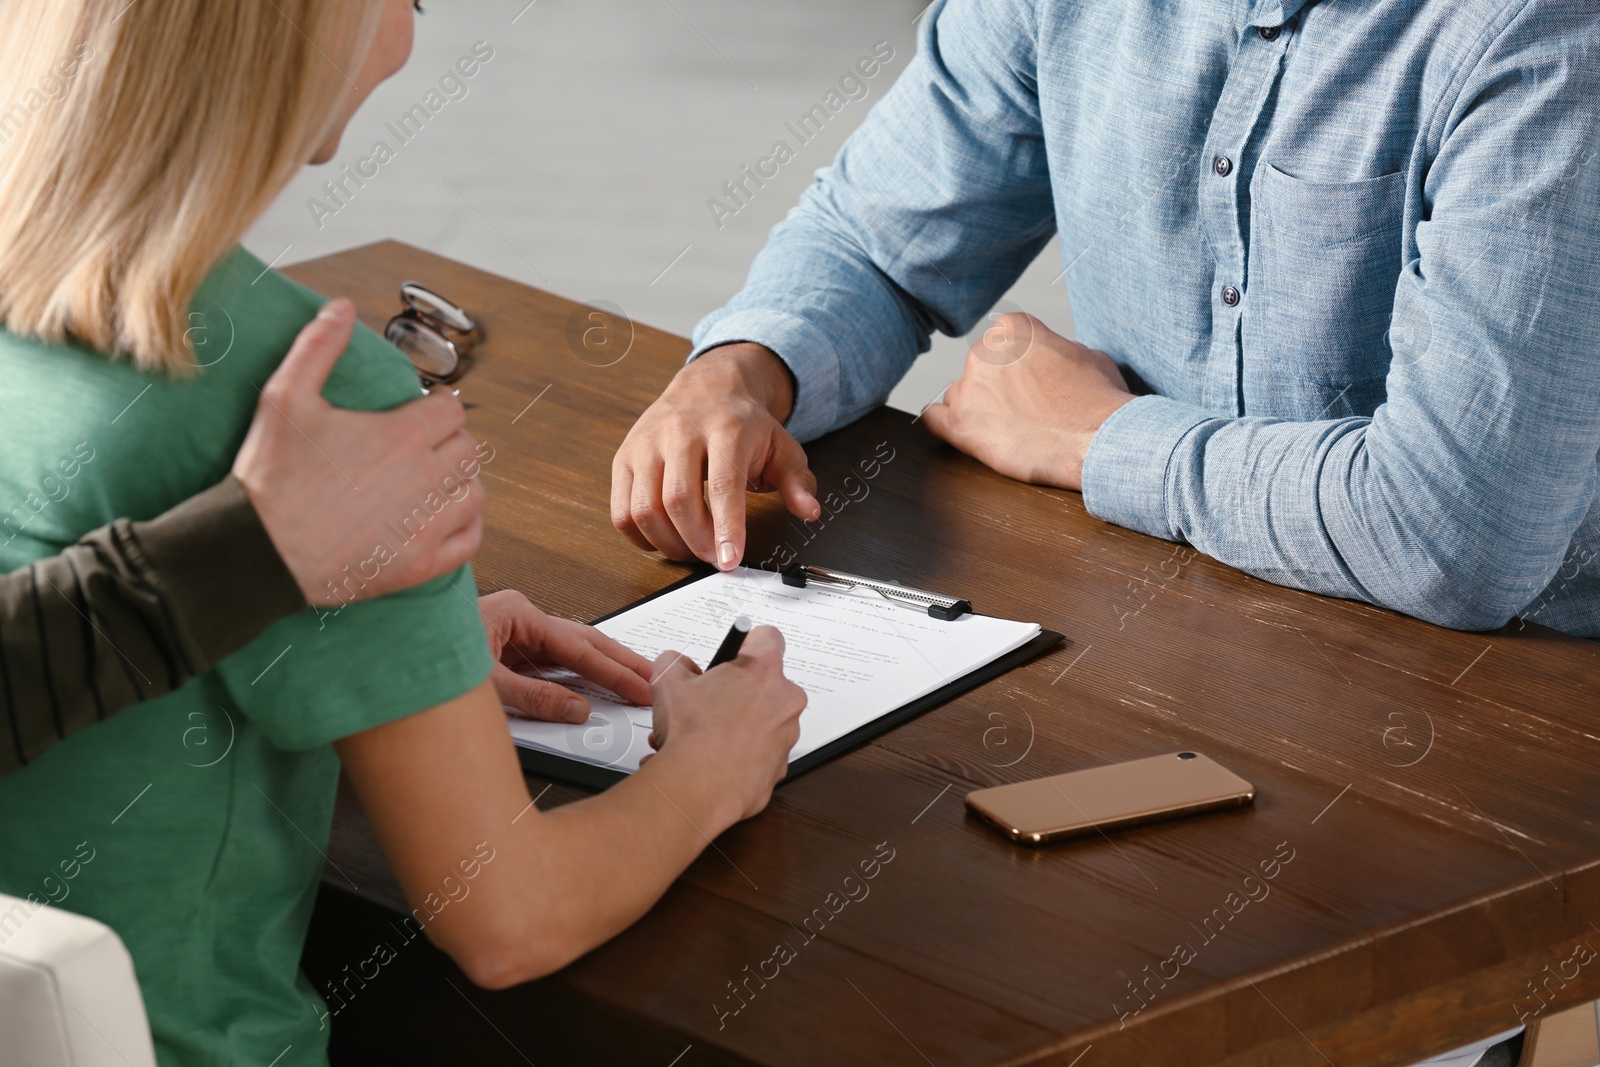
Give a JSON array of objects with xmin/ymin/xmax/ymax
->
[{"xmin": 780, "ymin": 564, "xmax": 973, "ymax": 621}]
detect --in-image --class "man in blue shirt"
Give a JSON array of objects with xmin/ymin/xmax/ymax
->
[
  {"xmin": 612, "ymin": 0, "xmax": 1600, "ymax": 642},
  {"xmin": 613, "ymin": 5, "xmax": 1591, "ymax": 1059}
]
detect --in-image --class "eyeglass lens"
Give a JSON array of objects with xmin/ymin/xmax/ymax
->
[
  {"xmin": 386, "ymin": 318, "xmax": 460, "ymax": 380},
  {"xmin": 400, "ymin": 282, "xmax": 474, "ymax": 333}
]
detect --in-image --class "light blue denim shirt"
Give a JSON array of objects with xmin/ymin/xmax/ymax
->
[{"xmin": 691, "ymin": 0, "xmax": 1600, "ymax": 637}]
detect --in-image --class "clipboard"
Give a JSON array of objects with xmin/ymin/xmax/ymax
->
[{"xmin": 513, "ymin": 566, "xmax": 1066, "ymax": 791}]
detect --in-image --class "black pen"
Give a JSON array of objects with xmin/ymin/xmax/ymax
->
[{"xmin": 707, "ymin": 615, "xmax": 754, "ymax": 669}]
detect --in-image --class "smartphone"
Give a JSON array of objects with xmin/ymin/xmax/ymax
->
[{"xmin": 964, "ymin": 752, "xmax": 1255, "ymax": 845}]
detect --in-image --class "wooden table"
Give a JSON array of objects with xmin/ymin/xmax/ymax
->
[{"xmin": 285, "ymin": 242, "xmax": 1600, "ymax": 1067}]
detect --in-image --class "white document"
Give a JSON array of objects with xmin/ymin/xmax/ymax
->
[{"xmin": 505, "ymin": 567, "xmax": 1041, "ymax": 774}]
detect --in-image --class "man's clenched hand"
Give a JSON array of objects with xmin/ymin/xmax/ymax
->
[{"xmin": 922, "ymin": 313, "xmax": 1135, "ymax": 490}]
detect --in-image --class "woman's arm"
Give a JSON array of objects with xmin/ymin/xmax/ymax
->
[{"xmin": 336, "ymin": 625, "xmax": 805, "ymax": 988}]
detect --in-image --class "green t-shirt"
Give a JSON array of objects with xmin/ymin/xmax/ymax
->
[{"xmin": 0, "ymin": 247, "xmax": 493, "ymax": 1065}]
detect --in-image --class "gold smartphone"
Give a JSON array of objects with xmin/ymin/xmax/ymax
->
[{"xmin": 965, "ymin": 752, "xmax": 1255, "ymax": 845}]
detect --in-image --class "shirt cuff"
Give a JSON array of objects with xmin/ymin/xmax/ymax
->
[
  {"xmin": 1080, "ymin": 395, "xmax": 1214, "ymax": 541},
  {"xmin": 690, "ymin": 307, "xmax": 843, "ymax": 444},
  {"xmin": 126, "ymin": 475, "xmax": 306, "ymax": 674}
]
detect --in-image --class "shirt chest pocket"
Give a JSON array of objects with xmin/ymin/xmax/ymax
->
[{"xmin": 1243, "ymin": 163, "xmax": 1407, "ymax": 417}]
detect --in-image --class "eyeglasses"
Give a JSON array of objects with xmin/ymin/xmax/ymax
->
[{"xmin": 385, "ymin": 281, "xmax": 481, "ymax": 387}]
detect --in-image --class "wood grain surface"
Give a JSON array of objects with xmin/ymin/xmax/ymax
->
[{"xmin": 285, "ymin": 242, "xmax": 1600, "ymax": 1067}]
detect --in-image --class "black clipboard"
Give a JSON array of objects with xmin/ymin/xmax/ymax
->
[{"xmin": 513, "ymin": 567, "xmax": 1066, "ymax": 791}]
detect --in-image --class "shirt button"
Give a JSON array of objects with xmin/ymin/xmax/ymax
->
[
  {"xmin": 1222, "ymin": 285, "xmax": 1241, "ymax": 306},
  {"xmin": 1258, "ymin": 25, "xmax": 1281, "ymax": 40},
  {"xmin": 1213, "ymin": 156, "xmax": 1233, "ymax": 177}
]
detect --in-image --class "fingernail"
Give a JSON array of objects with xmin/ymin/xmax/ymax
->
[
  {"xmin": 563, "ymin": 698, "xmax": 587, "ymax": 722},
  {"xmin": 718, "ymin": 541, "xmax": 738, "ymax": 569},
  {"xmin": 317, "ymin": 298, "xmax": 352, "ymax": 321}
]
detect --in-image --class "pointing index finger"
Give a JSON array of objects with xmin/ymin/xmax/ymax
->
[{"xmin": 706, "ymin": 436, "xmax": 750, "ymax": 571}]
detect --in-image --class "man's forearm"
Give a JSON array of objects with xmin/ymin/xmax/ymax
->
[
  {"xmin": 1080, "ymin": 397, "xmax": 1584, "ymax": 634},
  {"xmin": 689, "ymin": 207, "xmax": 931, "ymax": 443},
  {"xmin": 0, "ymin": 476, "xmax": 304, "ymax": 773},
  {"xmin": 689, "ymin": 2, "xmax": 1055, "ymax": 442}
]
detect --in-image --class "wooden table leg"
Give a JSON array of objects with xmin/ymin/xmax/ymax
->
[{"xmin": 1522, "ymin": 1002, "xmax": 1600, "ymax": 1067}]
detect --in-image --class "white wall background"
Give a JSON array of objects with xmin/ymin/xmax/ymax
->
[{"xmin": 245, "ymin": 0, "xmax": 1073, "ymax": 415}]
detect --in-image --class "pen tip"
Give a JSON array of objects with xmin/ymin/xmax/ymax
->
[{"xmin": 733, "ymin": 615, "xmax": 753, "ymax": 632}]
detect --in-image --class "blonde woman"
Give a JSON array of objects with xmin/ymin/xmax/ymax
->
[{"xmin": 0, "ymin": 3, "xmax": 805, "ymax": 1064}]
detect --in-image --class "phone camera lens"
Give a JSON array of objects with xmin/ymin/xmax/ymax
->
[{"xmin": 1177, "ymin": 752, "xmax": 1197, "ymax": 759}]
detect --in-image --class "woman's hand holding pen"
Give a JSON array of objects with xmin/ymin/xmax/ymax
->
[{"xmin": 642, "ymin": 625, "xmax": 806, "ymax": 823}]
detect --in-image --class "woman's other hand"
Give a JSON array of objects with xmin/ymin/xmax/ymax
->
[{"xmin": 479, "ymin": 589, "xmax": 654, "ymax": 723}]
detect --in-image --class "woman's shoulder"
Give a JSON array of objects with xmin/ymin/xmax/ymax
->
[
  {"xmin": 0, "ymin": 246, "xmax": 422, "ymax": 551},
  {"xmin": 197, "ymin": 247, "xmax": 423, "ymax": 411}
]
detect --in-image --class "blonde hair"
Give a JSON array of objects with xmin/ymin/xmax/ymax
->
[{"xmin": 0, "ymin": 0, "xmax": 382, "ymax": 372}]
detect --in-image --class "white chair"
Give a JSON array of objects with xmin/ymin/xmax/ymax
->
[{"xmin": 0, "ymin": 892, "xmax": 156, "ymax": 1067}]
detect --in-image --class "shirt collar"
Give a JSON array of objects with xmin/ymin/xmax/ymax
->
[{"xmin": 1249, "ymin": 0, "xmax": 1312, "ymax": 28}]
